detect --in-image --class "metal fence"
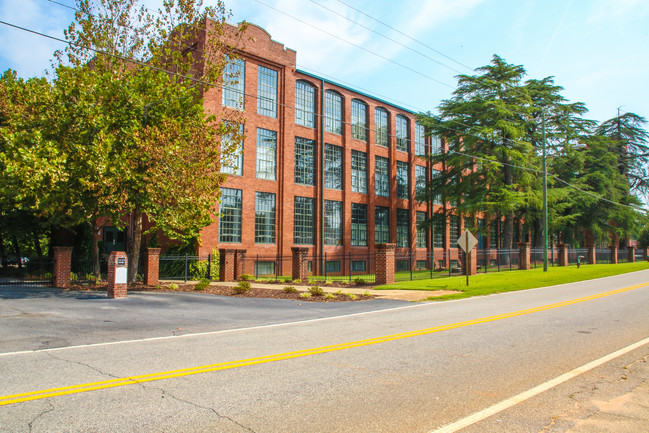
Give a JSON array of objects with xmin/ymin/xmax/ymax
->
[
  {"xmin": 159, "ymin": 254, "xmax": 217, "ymax": 282},
  {"xmin": 0, "ymin": 257, "xmax": 53, "ymax": 286}
]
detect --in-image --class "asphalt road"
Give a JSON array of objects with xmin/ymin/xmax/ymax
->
[{"xmin": 1, "ymin": 270, "xmax": 649, "ymax": 432}]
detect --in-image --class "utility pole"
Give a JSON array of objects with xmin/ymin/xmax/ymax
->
[{"xmin": 542, "ymin": 111, "xmax": 548, "ymax": 272}]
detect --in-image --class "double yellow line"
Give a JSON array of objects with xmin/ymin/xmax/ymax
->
[{"xmin": 2, "ymin": 282, "xmax": 647, "ymax": 406}]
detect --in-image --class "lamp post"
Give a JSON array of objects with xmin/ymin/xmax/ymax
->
[{"xmin": 542, "ymin": 111, "xmax": 548, "ymax": 272}]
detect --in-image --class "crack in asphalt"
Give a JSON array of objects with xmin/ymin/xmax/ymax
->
[
  {"xmin": 142, "ymin": 383, "xmax": 256, "ymax": 433},
  {"xmin": 45, "ymin": 351, "xmax": 120, "ymax": 379},
  {"xmin": 27, "ymin": 400, "xmax": 55, "ymax": 433}
]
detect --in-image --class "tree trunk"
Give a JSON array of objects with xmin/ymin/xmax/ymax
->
[
  {"xmin": 502, "ymin": 162, "xmax": 514, "ymax": 250},
  {"xmin": 12, "ymin": 235, "xmax": 23, "ymax": 270},
  {"xmin": 128, "ymin": 206, "xmax": 143, "ymax": 285},
  {"xmin": 532, "ymin": 216, "xmax": 543, "ymax": 248},
  {"xmin": 32, "ymin": 229, "xmax": 44, "ymax": 273},
  {"xmin": 89, "ymin": 221, "xmax": 101, "ymax": 280}
]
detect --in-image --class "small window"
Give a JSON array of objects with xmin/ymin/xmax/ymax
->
[
  {"xmin": 326, "ymin": 260, "xmax": 341, "ymax": 273},
  {"xmin": 396, "ymin": 260, "xmax": 410, "ymax": 272},
  {"xmin": 416, "ymin": 260, "xmax": 427, "ymax": 270},
  {"xmin": 255, "ymin": 261, "xmax": 275, "ymax": 276},
  {"xmin": 351, "ymin": 261, "xmax": 366, "ymax": 272}
]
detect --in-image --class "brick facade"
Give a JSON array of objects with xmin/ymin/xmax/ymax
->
[
  {"xmin": 53, "ymin": 246, "xmax": 72, "ymax": 288},
  {"xmin": 107, "ymin": 251, "xmax": 128, "ymax": 299}
]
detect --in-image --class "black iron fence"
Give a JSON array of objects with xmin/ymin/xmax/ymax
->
[{"xmin": 0, "ymin": 257, "xmax": 53, "ymax": 286}]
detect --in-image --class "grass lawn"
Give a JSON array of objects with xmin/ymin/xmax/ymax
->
[{"xmin": 374, "ymin": 261, "xmax": 649, "ymax": 301}]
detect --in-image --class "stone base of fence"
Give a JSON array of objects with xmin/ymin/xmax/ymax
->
[{"xmin": 53, "ymin": 246, "xmax": 73, "ymax": 288}]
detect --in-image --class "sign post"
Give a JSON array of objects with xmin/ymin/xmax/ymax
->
[{"xmin": 457, "ymin": 230, "xmax": 478, "ymax": 286}]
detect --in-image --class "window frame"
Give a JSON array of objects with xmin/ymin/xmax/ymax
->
[
  {"xmin": 257, "ymin": 65, "xmax": 278, "ymax": 118},
  {"xmin": 351, "ymin": 150, "xmax": 368, "ymax": 194},
  {"xmin": 396, "ymin": 115, "xmax": 409, "ymax": 152},
  {"xmin": 375, "ymin": 107, "xmax": 389, "ymax": 147},
  {"xmin": 351, "ymin": 99, "xmax": 368, "ymax": 142},
  {"xmin": 254, "ymin": 191, "xmax": 276, "ymax": 244},
  {"xmin": 219, "ymin": 188, "xmax": 242, "ymax": 243},
  {"xmin": 295, "ymin": 80, "xmax": 316, "ymax": 128},
  {"xmin": 294, "ymin": 136, "xmax": 316, "ymax": 186},
  {"xmin": 256, "ymin": 128, "xmax": 277, "ymax": 180}
]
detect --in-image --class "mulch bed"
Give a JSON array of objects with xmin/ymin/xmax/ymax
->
[{"xmin": 66, "ymin": 282, "xmax": 374, "ymax": 302}]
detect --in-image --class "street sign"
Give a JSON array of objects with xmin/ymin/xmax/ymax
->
[{"xmin": 457, "ymin": 230, "xmax": 478, "ymax": 253}]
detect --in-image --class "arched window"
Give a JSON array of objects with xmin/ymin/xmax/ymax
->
[
  {"xmin": 396, "ymin": 115, "xmax": 409, "ymax": 152},
  {"xmin": 295, "ymin": 80, "xmax": 316, "ymax": 128},
  {"xmin": 324, "ymin": 90, "xmax": 343, "ymax": 135},
  {"xmin": 351, "ymin": 99, "xmax": 368, "ymax": 142},
  {"xmin": 375, "ymin": 107, "xmax": 389, "ymax": 147}
]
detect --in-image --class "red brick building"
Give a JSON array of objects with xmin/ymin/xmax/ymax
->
[{"xmin": 197, "ymin": 22, "xmax": 468, "ymax": 276}]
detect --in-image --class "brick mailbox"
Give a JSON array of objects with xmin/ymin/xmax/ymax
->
[{"xmin": 107, "ymin": 251, "xmax": 128, "ymax": 299}]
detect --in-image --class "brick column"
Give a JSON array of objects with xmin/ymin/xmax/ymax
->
[
  {"xmin": 234, "ymin": 250, "xmax": 247, "ymax": 280},
  {"xmin": 518, "ymin": 242, "xmax": 531, "ymax": 270},
  {"xmin": 610, "ymin": 245, "xmax": 618, "ymax": 264},
  {"xmin": 107, "ymin": 251, "xmax": 128, "ymax": 299},
  {"xmin": 219, "ymin": 249, "xmax": 236, "ymax": 282},
  {"xmin": 627, "ymin": 246, "xmax": 636, "ymax": 263},
  {"xmin": 144, "ymin": 248, "xmax": 161, "ymax": 286},
  {"xmin": 558, "ymin": 244, "xmax": 569, "ymax": 267},
  {"xmin": 375, "ymin": 243, "xmax": 396, "ymax": 285},
  {"xmin": 291, "ymin": 247, "xmax": 309, "ymax": 282},
  {"xmin": 586, "ymin": 244, "xmax": 596, "ymax": 265},
  {"xmin": 461, "ymin": 249, "xmax": 478, "ymax": 275},
  {"xmin": 53, "ymin": 246, "xmax": 73, "ymax": 288}
]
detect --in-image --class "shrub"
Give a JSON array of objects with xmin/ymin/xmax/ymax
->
[
  {"xmin": 70, "ymin": 272, "xmax": 78, "ymax": 281},
  {"xmin": 324, "ymin": 280, "xmax": 333, "ymax": 286},
  {"xmin": 334, "ymin": 289, "xmax": 343, "ymax": 295},
  {"xmin": 195, "ymin": 278, "xmax": 210, "ymax": 291},
  {"xmin": 169, "ymin": 283, "xmax": 179, "ymax": 290},
  {"xmin": 308, "ymin": 285, "xmax": 325, "ymax": 296},
  {"xmin": 283, "ymin": 286, "xmax": 298, "ymax": 293},
  {"xmin": 293, "ymin": 279, "xmax": 302, "ymax": 284},
  {"xmin": 346, "ymin": 293, "xmax": 357, "ymax": 300},
  {"xmin": 239, "ymin": 273, "xmax": 253, "ymax": 281},
  {"xmin": 284, "ymin": 277, "xmax": 293, "ymax": 283},
  {"xmin": 299, "ymin": 292, "xmax": 311, "ymax": 299},
  {"xmin": 354, "ymin": 277, "xmax": 366, "ymax": 286},
  {"xmin": 155, "ymin": 285, "xmax": 162, "ymax": 290},
  {"xmin": 361, "ymin": 290, "xmax": 372, "ymax": 297},
  {"xmin": 233, "ymin": 281, "xmax": 251, "ymax": 294},
  {"xmin": 325, "ymin": 293, "xmax": 335, "ymax": 300}
]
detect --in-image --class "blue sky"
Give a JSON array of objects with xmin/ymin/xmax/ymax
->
[{"xmin": 1, "ymin": 0, "xmax": 648, "ymax": 123}]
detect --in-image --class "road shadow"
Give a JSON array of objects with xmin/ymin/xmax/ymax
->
[{"xmin": 0, "ymin": 286, "xmax": 106, "ymax": 300}]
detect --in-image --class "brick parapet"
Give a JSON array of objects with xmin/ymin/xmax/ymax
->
[
  {"xmin": 107, "ymin": 251, "xmax": 128, "ymax": 299},
  {"xmin": 53, "ymin": 247, "xmax": 73, "ymax": 288},
  {"xmin": 144, "ymin": 248, "xmax": 161, "ymax": 286}
]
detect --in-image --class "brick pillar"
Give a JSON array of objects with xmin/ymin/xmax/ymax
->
[
  {"xmin": 144, "ymin": 248, "xmax": 161, "ymax": 286},
  {"xmin": 53, "ymin": 246, "xmax": 73, "ymax": 288},
  {"xmin": 219, "ymin": 249, "xmax": 236, "ymax": 282},
  {"xmin": 558, "ymin": 244, "xmax": 569, "ymax": 267},
  {"xmin": 107, "ymin": 251, "xmax": 128, "ymax": 299},
  {"xmin": 518, "ymin": 242, "xmax": 531, "ymax": 270},
  {"xmin": 586, "ymin": 244, "xmax": 596, "ymax": 265},
  {"xmin": 461, "ymin": 249, "xmax": 478, "ymax": 275},
  {"xmin": 291, "ymin": 247, "xmax": 309, "ymax": 282},
  {"xmin": 375, "ymin": 243, "xmax": 396, "ymax": 285},
  {"xmin": 627, "ymin": 246, "xmax": 636, "ymax": 263},
  {"xmin": 234, "ymin": 250, "xmax": 247, "ymax": 280},
  {"xmin": 610, "ymin": 245, "xmax": 618, "ymax": 264}
]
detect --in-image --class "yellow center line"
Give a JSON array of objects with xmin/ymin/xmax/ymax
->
[{"xmin": 1, "ymin": 282, "xmax": 647, "ymax": 406}]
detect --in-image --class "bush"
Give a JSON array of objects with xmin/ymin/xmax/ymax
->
[
  {"xmin": 239, "ymin": 273, "xmax": 253, "ymax": 281},
  {"xmin": 292, "ymin": 279, "xmax": 302, "ymax": 284},
  {"xmin": 283, "ymin": 286, "xmax": 297, "ymax": 293},
  {"xmin": 169, "ymin": 283, "xmax": 179, "ymax": 290},
  {"xmin": 194, "ymin": 278, "xmax": 210, "ymax": 291},
  {"xmin": 354, "ymin": 277, "xmax": 366, "ymax": 286},
  {"xmin": 70, "ymin": 272, "xmax": 78, "ymax": 281},
  {"xmin": 334, "ymin": 289, "xmax": 343, "ymax": 295},
  {"xmin": 284, "ymin": 277, "xmax": 293, "ymax": 283},
  {"xmin": 324, "ymin": 280, "xmax": 333, "ymax": 286},
  {"xmin": 233, "ymin": 280, "xmax": 251, "ymax": 294},
  {"xmin": 299, "ymin": 292, "xmax": 311, "ymax": 299},
  {"xmin": 361, "ymin": 290, "xmax": 372, "ymax": 297},
  {"xmin": 346, "ymin": 293, "xmax": 357, "ymax": 300},
  {"xmin": 308, "ymin": 285, "xmax": 325, "ymax": 296},
  {"xmin": 325, "ymin": 293, "xmax": 335, "ymax": 300}
]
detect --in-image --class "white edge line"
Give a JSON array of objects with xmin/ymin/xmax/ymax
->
[
  {"xmin": 2, "ymin": 269, "xmax": 647, "ymax": 358},
  {"xmin": 430, "ymin": 335, "xmax": 649, "ymax": 433}
]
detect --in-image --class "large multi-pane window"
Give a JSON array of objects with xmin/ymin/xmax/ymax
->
[
  {"xmin": 433, "ymin": 215, "xmax": 444, "ymax": 248},
  {"xmin": 351, "ymin": 150, "xmax": 368, "ymax": 194},
  {"xmin": 396, "ymin": 208, "xmax": 410, "ymax": 248},
  {"xmin": 396, "ymin": 115, "xmax": 409, "ymax": 152},
  {"xmin": 294, "ymin": 137, "xmax": 315, "ymax": 186},
  {"xmin": 295, "ymin": 81, "xmax": 316, "ymax": 128},
  {"xmin": 220, "ymin": 122, "xmax": 244, "ymax": 176},
  {"xmin": 256, "ymin": 128, "xmax": 277, "ymax": 180},
  {"xmin": 375, "ymin": 156, "xmax": 389, "ymax": 197},
  {"xmin": 431, "ymin": 168, "xmax": 442, "ymax": 205},
  {"xmin": 324, "ymin": 144, "xmax": 343, "ymax": 189},
  {"xmin": 294, "ymin": 196, "xmax": 315, "ymax": 244},
  {"xmin": 375, "ymin": 206, "xmax": 390, "ymax": 244},
  {"xmin": 324, "ymin": 200, "xmax": 342, "ymax": 245},
  {"xmin": 257, "ymin": 65, "xmax": 277, "ymax": 117},
  {"xmin": 351, "ymin": 99, "xmax": 368, "ymax": 141},
  {"xmin": 351, "ymin": 203, "xmax": 368, "ymax": 246},
  {"xmin": 396, "ymin": 161, "xmax": 409, "ymax": 199},
  {"xmin": 415, "ymin": 122, "xmax": 426, "ymax": 156},
  {"xmin": 222, "ymin": 56, "xmax": 245, "ymax": 110},
  {"xmin": 219, "ymin": 188, "xmax": 242, "ymax": 243},
  {"xmin": 375, "ymin": 107, "xmax": 389, "ymax": 147},
  {"xmin": 416, "ymin": 211, "xmax": 427, "ymax": 248},
  {"xmin": 415, "ymin": 165, "xmax": 427, "ymax": 198},
  {"xmin": 255, "ymin": 192, "xmax": 275, "ymax": 244},
  {"xmin": 431, "ymin": 135, "xmax": 442, "ymax": 155},
  {"xmin": 449, "ymin": 215, "xmax": 460, "ymax": 246},
  {"xmin": 324, "ymin": 91, "xmax": 343, "ymax": 135}
]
